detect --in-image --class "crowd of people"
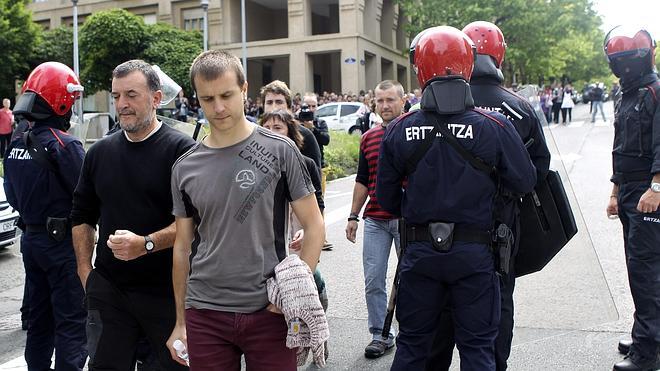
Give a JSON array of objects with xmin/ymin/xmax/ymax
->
[{"xmin": 0, "ymin": 20, "xmax": 658, "ymax": 371}]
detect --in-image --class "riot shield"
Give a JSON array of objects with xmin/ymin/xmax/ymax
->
[{"xmin": 512, "ymin": 85, "xmax": 618, "ymax": 333}]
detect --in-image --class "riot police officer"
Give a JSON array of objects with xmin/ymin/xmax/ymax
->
[
  {"xmin": 604, "ymin": 26, "xmax": 660, "ymax": 371},
  {"xmin": 3, "ymin": 62, "xmax": 87, "ymax": 370},
  {"xmin": 376, "ymin": 26, "xmax": 537, "ymax": 370},
  {"xmin": 426, "ymin": 21, "xmax": 551, "ymax": 371}
]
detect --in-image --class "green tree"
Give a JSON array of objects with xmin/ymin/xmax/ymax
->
[
  {"xmin": 142, "ymin": 23, "xmax": 203, "ymax": 97},
  {"xmin": 80, "ymin": 9, "xmax": 148, "ymax": 94},
  {"xmin": 0, "ymin": 0, "xmax": 40, "ymax": 100},
  {"xmin": 30, "ymin": 26, "xmax": 74, "ymax": 68},
  {"xmin": 396, "ymin": 0, "xmax": 611, "ymax": 86}
]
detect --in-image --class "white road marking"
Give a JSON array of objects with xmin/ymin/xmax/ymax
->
[
  {"xmin": 594, "ymin": 119, "xmax": 611, "ymax": 127},
  {"xmin": 324, "ymin": 191, "xmax": 353, "ymax": 200},
  {"xmin": 0, "ymin": 357, "xmax": 30, "ymax": 370},
  {"xmin": 324, "ymin": 204, "xmax": 353, "ymax": 227},
  {"xmin": 552, "ymin": 152, "xmax": 583, "ymax": 163}
]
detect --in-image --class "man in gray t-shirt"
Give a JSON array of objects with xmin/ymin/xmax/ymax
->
[
  {"xmin": 171, "ymin": 125, "xmax": 314, "ymax": 312},
  {"xmin": 166, "ymin": 50, "xmax": 325, "ymax": 369}
]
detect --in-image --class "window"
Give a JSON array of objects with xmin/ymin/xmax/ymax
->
[
  {"xmin": 182, "ymin": 8, "xmax": 204, "ymax": 31},
  {"xmin": 143, "ymin": 14, "xmax": 157, "ymax": 25},
  {"xmin": 316, "ymin": 105, "xmax": 337, "ymax": 118},
  {"xmin": 340, "ymin": 104, "xmax": 360, "ymax": 117}
]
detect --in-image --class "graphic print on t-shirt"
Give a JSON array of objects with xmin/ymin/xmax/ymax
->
[{"xmin": 234, "ymin": 139, "xmax": 282, "ymax": 223}]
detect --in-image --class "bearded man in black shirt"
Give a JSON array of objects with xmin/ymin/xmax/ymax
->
[{"xmin": 71, "ymin": 60, "xmax": 195, "ymax": 370}]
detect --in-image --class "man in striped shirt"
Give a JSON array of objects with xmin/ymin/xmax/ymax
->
[{"xmin": 345, "ymin": 80, "xmax": 406, "ymax": 359}]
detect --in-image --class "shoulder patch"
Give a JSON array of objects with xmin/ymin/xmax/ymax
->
[{"xmin": 472, "ymin": 108, "xmax": 505, "ymax": 127}]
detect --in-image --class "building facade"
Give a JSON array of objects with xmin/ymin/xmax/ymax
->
[{"xmin": 29, "ymin": 0, "xmax": 413, "ymax": 99}]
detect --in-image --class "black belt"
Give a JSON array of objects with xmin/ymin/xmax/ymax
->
[
  {"xmin": 25, "ymin": 224, "xmax": 47, "ymax": 233},
  {"xmin": 616, "ymin": 171, "xmax": 651, "ymax": 184},
  {"xmin": 406, "ymin": 224, "xmax": 492, "ymax": 245}
]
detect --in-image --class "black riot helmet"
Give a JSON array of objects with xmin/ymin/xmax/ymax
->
[{"xmin": 604, "ymin": 26, "xmax": 656, "ymax": 81}]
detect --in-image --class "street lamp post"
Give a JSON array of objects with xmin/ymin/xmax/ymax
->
[
  {"xmin": 71, "ymin": 0, "xmax": 83, "ymax": 125},
  {"xmin": 201, "ymin": 0, "xmax": 209, "ymax": 51},
  {"xmin": 241, "ymin": 0, "xmax": 247, "ymax": 76}
]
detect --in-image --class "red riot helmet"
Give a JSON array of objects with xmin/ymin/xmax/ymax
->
[
  {"xmin": 410, "ymin": 26, "xmax": 477, "ymax": 89},
  {"xmin": 604, "ymin": 26, "xmax": 656, "ymax": 80},
  {"xmin": 462, "ymin": 21, "xmax": 507, "ymax": 68},
  {"xmin": 14, "ymin": 62, "xmax": 84, "ymax": 120}
]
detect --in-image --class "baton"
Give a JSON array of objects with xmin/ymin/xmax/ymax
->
[{"xmin": 381, "ymin": 217, "xmax": 407, "ymax": 342}]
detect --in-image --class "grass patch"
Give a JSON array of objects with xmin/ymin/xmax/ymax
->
[{"xmin": 324, "ymin": 130, "xmax": 360, "ymax": 181}]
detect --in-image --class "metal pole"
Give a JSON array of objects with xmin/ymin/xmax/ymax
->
[
  {"xmin": 201, "ymin": 0, "xmax": 208, "ymax": 51},
  {"xmin": 241, "ymin": 0, "xmax": 247, "ymax": 76},
  {"xmin": 72, "ymin": 0, "xmax": 83, "ymax": 125}
]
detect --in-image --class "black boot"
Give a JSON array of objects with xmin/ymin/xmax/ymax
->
[
  {"xmin": 618, "ymin": 339, "xmax": 632, "ymax": 355},
  {"xmin": 613, "ymin": 352, "xmax": 660, "ymax": 371}
]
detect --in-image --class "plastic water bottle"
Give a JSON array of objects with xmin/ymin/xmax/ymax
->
[{"xmin": 172, "ymin": 339, "xmax": 190, "ymax": 366}]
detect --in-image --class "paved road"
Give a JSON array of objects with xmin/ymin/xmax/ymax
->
[{"xmin": 0, "ymin": 100, "xmax": 634, "ymax": 370}]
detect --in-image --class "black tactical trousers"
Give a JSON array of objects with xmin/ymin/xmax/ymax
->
[
  {"xmin": 425, "ymin": 271, "xmax": 515, "ymax": 371},
  {"xmin": 618, "ymin": 181, "xmax": 660, "ymax": 360}
]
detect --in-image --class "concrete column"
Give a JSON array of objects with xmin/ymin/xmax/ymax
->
[
  {"xmin": 375, "ymin": 0, "xmax": 383, "ymax": 42},
  {"xmin": 340, "ymin": 0, "xmax": 358, "ymax": 34},
  {"xmin": 158, "ymin": 0, "xmax": 172, "ymax": 24},
  {"xmin": 290, "ymin": 51, "xmax": 307, "ymax": 94},
  {"xmin": 391, "ymin": 4, "xmax": 399, "ymax": 49},
  {"xmin": 341, "ymin": 42, "xmax": 360, "ymax": 94},
  {"xmin": 222, "ymin": 0, "xmax": 241, "ymax": 44},
  {"xmin": 356, "ymin": 0, "xmax": 365, "ymax": 35},
  {"xmin": 288, "ymin": 0, "xmax": 310, "ymax": 37},
  {"xmin": 208, "ymin": 0, "xmax": 222, "ymax": 48}
]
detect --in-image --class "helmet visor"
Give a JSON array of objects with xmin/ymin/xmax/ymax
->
[
  {"xmin": 604, "ymin": 26, "xmax": 655, "ymax": 60},
  {"xmin": 13, "ymin": 92, "xmax": 37, "ymax": 117}
]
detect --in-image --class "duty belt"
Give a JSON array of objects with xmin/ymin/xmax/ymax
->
[
  {"xmin": 406, "ymin": 224, "xmax": 492, "ymax": 245},
  {"xmin": 615, "ymin": 171, "xmax": 651, "ymax": 184},
  {"xmin": 25, "ymin": 224, "xmax": 47, "ymax": 233}
]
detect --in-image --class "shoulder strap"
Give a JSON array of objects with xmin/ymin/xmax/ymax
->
[
  {"xmin": 405, "ymin": 121, "xmax": 440, "ymax": 175},
  {"xmin": 23, "ymin": 130, "xmax": 74, "ymax": 196},
  {"xmin": 420, "ymin": 111, "xmax": 497, "ymax": 179}
]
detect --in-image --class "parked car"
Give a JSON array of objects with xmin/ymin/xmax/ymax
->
[
  {"xmin": 0, "ymin": 178, "xmax": 20, "ymax": 249},
  {"xmin": 315, "ymin": 102, "xmax": 369, "ymax": 135}
]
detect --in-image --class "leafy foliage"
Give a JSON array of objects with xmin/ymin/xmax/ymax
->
[
  {"xmin": 324, "ymin": 131, "xmax": 360, "ymax": 180},
  {"xmin": 397, "ymin": 0, "xmax": 612, "ymax": 87},
  {"xmin": 76, "ymin": 9, "xmax": 202, "ymax": 97},
  {"xmin": 0, "ymin": 0, "xmax": 40, "ymax": 100},
  {"xmin": 30, "ymin": 26, "xmax": 74, "ymax": 68},
  {"xmin": 79, "ymin": 9, "xmax": 148, "ymax": 94},
  {"xmin": 142, "ymin": 23, "xmax": 203, "ymax": 97}
]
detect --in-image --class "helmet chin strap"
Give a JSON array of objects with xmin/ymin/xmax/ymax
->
[{"xmin": 420, "ymin": 79, "xmax": 475, "ymax": 115}]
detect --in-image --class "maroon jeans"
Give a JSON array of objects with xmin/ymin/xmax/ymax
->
[{"xmin": 185, "ymin": 308, "xmax": 296, "ymax": 370}]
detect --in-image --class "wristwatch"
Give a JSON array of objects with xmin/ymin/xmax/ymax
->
[
  {"xmin": 144, "ymin": 235, "xmax": 155, "ymax": 253},
  {"xmin": 651, "ymin": 182, "xmax": 660, "ymax": 193}
]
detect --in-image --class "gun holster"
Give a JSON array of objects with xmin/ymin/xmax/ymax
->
[
  {"xmin": 428, "ymin": 222, "xmax": 455, "ymax": 252},
  {"xmin": 46, "ymin": 217, "xmax": 69, "ymax": 242}
]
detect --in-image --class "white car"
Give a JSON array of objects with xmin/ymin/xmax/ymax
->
[
  {"xmin": 315, "ymin": 102, "xmax": 369, "ymax": 135},
  {"xmin": 0, "ymin": 178, "xmax": 20, "ymax": 248}
]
